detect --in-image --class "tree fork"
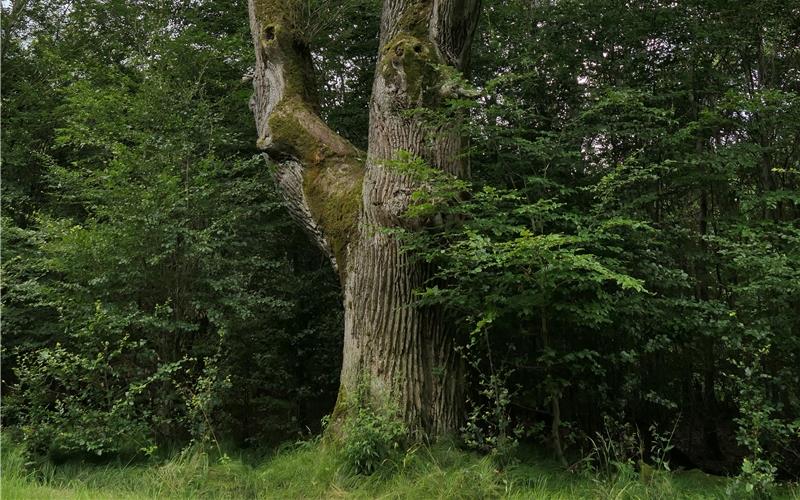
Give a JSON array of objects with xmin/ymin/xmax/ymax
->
[{"xmin": 249, "ymin": 0, "xmax": 481, "ymax": 437}]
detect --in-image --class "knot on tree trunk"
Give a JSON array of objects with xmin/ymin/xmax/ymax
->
[{"xmin": 380, "ymin": 35, "xmax": 440, "ymax": 108}]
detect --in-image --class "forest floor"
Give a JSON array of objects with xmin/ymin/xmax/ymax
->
[{"xmin": 2, "ymin": 436, "xmax": 798, "ymax": 499}]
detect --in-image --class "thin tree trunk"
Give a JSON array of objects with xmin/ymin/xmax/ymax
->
[{"xmin": 541, "ymin": 310, "xmax": 567, "ymax": 466}]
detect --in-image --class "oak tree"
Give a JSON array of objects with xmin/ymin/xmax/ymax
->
[{"xmin": 248, "ymin": 0, "xmax": 481, "ymax": 435}]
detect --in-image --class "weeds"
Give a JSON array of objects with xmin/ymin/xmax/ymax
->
[{"xmin": 1, "ymin": 433, "xmax": 787, "ymax": 499}]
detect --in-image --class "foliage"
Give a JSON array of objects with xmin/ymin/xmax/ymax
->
[
  {"xmin": 12, "ymin": 303, "xmax": 182, "ymax": 458},
  {"xmin": 728, "ymin": 457, "xmax": 780, "ymax": 499},
  {"xmin": 461, "ymin": 369, "xmax": 526, "ymax": 467},
  {"xmin": 397, "ymin": 154, "xmax": 649, "ymax": 467},
  {"xmin": 1, "ymin": 0, "xmax": 343, "ymax": 456},
  {"xmin": 341, "ymin": 405, "xmax": 408, "ymax": 475},
  {"xmin": 392, "ymin": 0, "xmax": 800, "ymax": 480}
]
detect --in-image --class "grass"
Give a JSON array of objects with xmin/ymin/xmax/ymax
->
[{"xmin": 2, "ymin": 435, "xmax": 798, "ymax": 499}]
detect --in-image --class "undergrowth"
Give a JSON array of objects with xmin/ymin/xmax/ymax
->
[{"xmin": 1, "ymin": 434, "xmax": 797, "ymax": 499}]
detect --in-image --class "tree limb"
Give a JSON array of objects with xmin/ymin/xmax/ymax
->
[{"xmin": 248, "ymin": 0, "xmax": 365, "ymax": 278}]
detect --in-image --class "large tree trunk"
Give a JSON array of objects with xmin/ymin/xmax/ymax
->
[{"xmin": 248, "ymin": 0, "xmax": 481, "ymax": 437}]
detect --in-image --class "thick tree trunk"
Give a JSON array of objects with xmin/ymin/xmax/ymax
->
[
  {"xmin": 248, "ymin": 0, "xmax": 481, "ymax": 437},
  {"xmin": 339, "ymin": 0, "xmax": 480, "ymax": 436}
]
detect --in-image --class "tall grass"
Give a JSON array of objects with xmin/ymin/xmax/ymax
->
[{"xmin": 2, "ymin": 434, "xmax": 796, "ymax": 499}]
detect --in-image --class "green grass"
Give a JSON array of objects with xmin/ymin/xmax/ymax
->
[{"xmin": 2, "ymin": 436, "xmax": 798, "ymax": 499}]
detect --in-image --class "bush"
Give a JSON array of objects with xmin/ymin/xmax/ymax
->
[
  {"xmin": 7, "ymin": 304, "xmax": 172, "ymax": 459},
  {"xmin": 342, "ymin": 406, "xmax": 407, "ymax": 475}
]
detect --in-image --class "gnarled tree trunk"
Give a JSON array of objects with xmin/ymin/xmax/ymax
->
[{"xmin": 248, "ymin": 0, "xmax": 481, "ymax": 437}]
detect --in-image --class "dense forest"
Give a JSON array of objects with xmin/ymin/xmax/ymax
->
[{"xmin": 1, "ymin": 0, "xmax": 799, "ymax": 498}]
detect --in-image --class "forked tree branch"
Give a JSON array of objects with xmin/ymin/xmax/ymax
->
[{"xmin": 248, "ymin": 0, "xmax": 364, "ymax": 277}]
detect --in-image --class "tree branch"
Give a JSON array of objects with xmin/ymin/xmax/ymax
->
[{"xmin": 248, "ymin": 0, "xmax": 364, "ymax": 277}]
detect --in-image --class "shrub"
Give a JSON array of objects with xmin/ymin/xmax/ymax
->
[{"xmin": 341, "ymin": 406, "xmax": 407, "ymax": 475}]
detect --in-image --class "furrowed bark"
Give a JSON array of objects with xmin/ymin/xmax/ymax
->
[
  {"xmin": 337, "ymin": 0, "xmax": 481, "ymax": 436},
  {"xmin": 249, "ymin": 0, "xmax": 481, "ymax": 438},
  {"xmin": 248, "ymin": 0, "xmax": 364, "ymax": 275}
]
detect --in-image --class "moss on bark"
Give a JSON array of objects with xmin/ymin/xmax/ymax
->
[
  {"xmin": 380, "ymin": 34, "xmax": 440, "ymax": 107},
  {"xmin": 303, "ymin": 164, "xmax": 363, "ymax": 273}
]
